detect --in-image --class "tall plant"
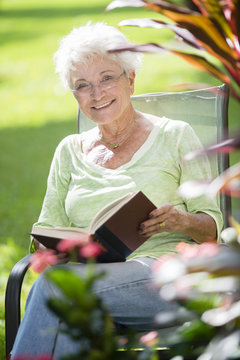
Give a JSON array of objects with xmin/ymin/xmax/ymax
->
[{"xmin": 106, "ymin": 0, "xmax": 240, "ymax": 101}]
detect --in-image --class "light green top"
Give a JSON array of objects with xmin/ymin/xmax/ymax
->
[{"xmin": 32, "ymin": 117, "xmax": 223, "ymax": 258}]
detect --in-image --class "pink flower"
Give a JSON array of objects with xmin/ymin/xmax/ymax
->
[
  {"xmin": 118, "ymin": 337, "xmax": 128, "ymax": 346},
  {"xmin": 57, "ymin": 234, "xmax": 89, "ymax": 253},
  {"xmin": 197, "ymin": 242, "xmax": 219, "ymax": 257},
  {"xmin": 176, "ymin": 241, "xmax": 219, "ymax": 260},
  {"xmin": 176, "ymin": 241, "xmax": 189, "ymax": 253},
  {"xmin": 140, "ymin": 331, "xmax": 158, "ymax": 347},
  {"xmin": 151, "ymin": 254, "xmax": 175, "ymax": 273},
  {"xmin": 30, "ymin": 250, "xmax": 58, "ymax": 273},
  {"xmin": 176, "ymin": 242, "xmax": 199, "ymax": 259},
  {"xmin": 79, "ymin": 242, "xmax": 102, "ymax": 259}
]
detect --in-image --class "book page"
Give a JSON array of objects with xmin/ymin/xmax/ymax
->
[{"xmin": 31, "ymin": 225, "xmax": 88, "ymax": 239}]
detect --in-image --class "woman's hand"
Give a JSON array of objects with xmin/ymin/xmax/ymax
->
[
  {"xmin": 138, "ymin": 204, "xmax": 184, "ymax": 236},
  {"xmin": 138, "ymin": 203, "xmax": 217, "ymax": 244},
  {"xmin": 33, "ymin": 238, "xmax": 69, "ymax": 264}
]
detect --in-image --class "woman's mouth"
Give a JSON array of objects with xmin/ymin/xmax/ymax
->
[{"xmin": 92, "ymin": 100, "xmax": 114, "ymax": 110}]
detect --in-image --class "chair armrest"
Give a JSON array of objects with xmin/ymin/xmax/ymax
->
[{"xmin": 5, "ymin": 254, "xmax": 32, "ymax": 358}]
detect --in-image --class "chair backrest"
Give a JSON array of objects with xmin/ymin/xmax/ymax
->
[{"xmin": 77, "ymin": 84, "xmax": 231, "ymax": 227}]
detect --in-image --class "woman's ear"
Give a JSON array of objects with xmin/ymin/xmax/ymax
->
[{"xmin": 128, "ymin": 70, "xmax": 136, "ymax": 95}]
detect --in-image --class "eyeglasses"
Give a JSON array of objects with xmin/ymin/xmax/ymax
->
[{"xmin": 72, "ymin": 71, "xmax": 126, "ymax": 96}]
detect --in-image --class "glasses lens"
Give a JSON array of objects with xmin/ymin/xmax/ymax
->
[
  {"xmin": 100, "ymin": 72, "xmax": 125, "ymax": 91},
  {"xmin": 100, "ymin": 78, "xmax": 115, "ymax": 91}
]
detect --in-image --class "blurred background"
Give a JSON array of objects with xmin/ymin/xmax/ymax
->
[{"xmin": 0, "ymin": 0, "xmax": 239, "ymax": 356}]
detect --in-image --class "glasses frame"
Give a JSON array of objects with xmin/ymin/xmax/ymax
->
[{"xmin": 71, "ymin": 71, "xmax": 126, "ymax": 96}]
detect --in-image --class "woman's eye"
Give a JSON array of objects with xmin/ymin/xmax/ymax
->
[
  {"xmin": 76, "ymin": 83, "xmax": 89, "ymax": 90},
  {"xmin": 101, "ymin": 75, "xmax": 113, "ymax": 83}
]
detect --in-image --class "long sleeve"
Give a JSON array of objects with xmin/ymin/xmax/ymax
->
[
  {"xmin": 30, "ymin": 139, "xmax": 72, "ymax": 252},
  {"xmin": 35, "ymin": 140, "xmax": 72, "ymax": 228}
]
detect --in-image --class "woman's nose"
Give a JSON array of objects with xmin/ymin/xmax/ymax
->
[{"xmin": 90, "ymin": 83, "xmax": 105, "ymax": 100}]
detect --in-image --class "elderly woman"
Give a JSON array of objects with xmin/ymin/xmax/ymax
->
[{"xmin": 11, "ymin": 22, "xmax": 222, "ymax": 357}]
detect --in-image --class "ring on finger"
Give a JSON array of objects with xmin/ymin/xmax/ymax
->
[{"xmin": 159, "ymin": 222, "xmax": 165, "ymax": 229}]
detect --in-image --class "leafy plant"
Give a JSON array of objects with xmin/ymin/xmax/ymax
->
[
  {"xmin": 46, "ymin": 266, "xmax": 117, "ymax": 360},
  {"xmin": 150, "ymin": 134, "xmax": 240, "ymax": 359},
  {"xmin": 152, "ymin": 236, "xmax": 240, "ymax": 359},
  {"xmin": 106, "ymin": 0, "xmax": 240, "ymax": 100},
  {"xmin": 29, "ymin": 238, "xmax": 161, "ymax": 360}
]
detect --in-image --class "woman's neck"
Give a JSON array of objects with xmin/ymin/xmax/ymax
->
[{"xmin": 98, "ymin": 108, "xmax": 139, "ymax": 149}]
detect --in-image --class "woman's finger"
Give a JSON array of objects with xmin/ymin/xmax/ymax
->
[
  {"xmin": 148, "ymin": 203, "xmax": 173, "ymax": 218},
  {"xmin": 138, "ymin": 218, "xmax": 168, "ymax": 236}
]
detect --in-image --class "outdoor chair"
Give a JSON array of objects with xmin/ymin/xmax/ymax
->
[{"xmin": 5, "ymin": 84, "xmax": 231, "ymax": 359}]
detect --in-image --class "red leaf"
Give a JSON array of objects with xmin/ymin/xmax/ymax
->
[
  {"xmin": 118, "ymin": 18, "xmax": 203, "ymax": 50},
  {"xmin": 184, "ymin": 136, "xmax": 240, "ymax": 161},
  {"xmin": 108, "ymin": 42, "xmax": 166, "ymax": 53}
]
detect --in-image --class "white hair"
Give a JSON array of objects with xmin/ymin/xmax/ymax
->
[{"xmin": 53, "ymin": 22, "xmax": 143, "ymax": 88}]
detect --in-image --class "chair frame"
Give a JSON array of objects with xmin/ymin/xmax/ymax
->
[
  {"xmin": 5, "ymin": 254, "xmax": 32, "ymax": 358},
  {"xmin": 5, "ymin": 84, "xmax": 231, "ymax": 358}
]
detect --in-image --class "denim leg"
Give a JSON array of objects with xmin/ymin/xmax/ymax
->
[
  {"xmin": 76, "ymin": 258, "xmax": 178, "ymax": 330},
  {"xmin": 11, "ymin": 257, "xmax": 178, "ymax": 358}
]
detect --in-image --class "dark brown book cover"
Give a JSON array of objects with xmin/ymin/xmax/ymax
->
[{"xmin": 99, "ymin": 190, "xmax": 156, "ymax": 251}]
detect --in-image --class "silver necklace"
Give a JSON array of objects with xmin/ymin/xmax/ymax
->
[{"xmin": 99, "ymin": 120, "xmax": 136, "ymax": 149}]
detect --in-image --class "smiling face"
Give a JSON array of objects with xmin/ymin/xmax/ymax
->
[{"xmin": 71, "ymin": 56, "xmax": 135, "ymax": 127}]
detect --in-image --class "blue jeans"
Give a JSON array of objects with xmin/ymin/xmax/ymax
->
[{"xmin": 11, "ymin": 257, "xmax": 178, "ymax": 358}]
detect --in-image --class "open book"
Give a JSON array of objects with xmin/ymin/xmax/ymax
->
[{"xmin": 31, "ymin": 191, "xmax": 157, "ymax": 262}]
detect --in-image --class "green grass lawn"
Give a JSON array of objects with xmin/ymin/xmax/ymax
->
[{"xmin": 0, "ymin": 0, "xmax": 239, "ymax": 358}]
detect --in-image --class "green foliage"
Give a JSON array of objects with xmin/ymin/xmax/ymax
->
[
  {"xmin": 107, "ymin": 0, "xmax": 240, "ymax": 100},
  {"xmin": 42, "ymin": 240, "xmax": 240, "ymax": 359},
  {"xmin": 152, "ymin": 241, "xmax": 240, "ymax": 359},
  {"xmin": 185, "ymin": 293, "xmax": 223, "ymax": 314},
  {"xmin": 179, "ymin": 318, "xmax": 215, "ymax": 343},
  {"xmin": 45, "ymin": 265, "xmax": 158, "ymax": 360}
]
